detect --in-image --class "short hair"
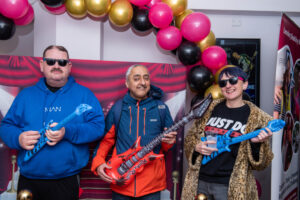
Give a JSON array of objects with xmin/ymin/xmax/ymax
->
[
  {"xmin": 219, "ymin": 66, "xmax": 248, "ymax": 82},
  {"xmin": 43, "ymin": 45, "xmax": 69, "ymax": 59},
  {"xmin": 125, "ymin": 64, "xmax": 148, "ymax": 81}
]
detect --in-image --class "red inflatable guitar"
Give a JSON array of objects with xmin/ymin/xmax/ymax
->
[{"xmin": 105, "ymin": 94, "xmax": 213, "ymax": 186}]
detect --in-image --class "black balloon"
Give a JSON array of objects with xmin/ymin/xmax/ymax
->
[
  {"xmin": 187, "ymin": 65, "xmax": 214, "ymax": 93},
  {"xmin": 131, "ymin": 8, "xmax": 153, "ymax": 32},
  {"xmin": 177, "ymin": 41, "xmax": 201, "ymax": 65},
  {"xmin": 41, "ymin": 0, "xmax": 65, "ymax": 7},
  {"xmin": 0, "ymin": 14, "xmax": 16, "ymax": 40}
]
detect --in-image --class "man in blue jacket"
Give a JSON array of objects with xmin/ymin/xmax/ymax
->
[
  {"xmin": 91, "ymin": 64, "xmax": 177, "ymax": 199},
  {"xmin": 0, "ymin": 45, "xmax": 105, "ymax": 200}
]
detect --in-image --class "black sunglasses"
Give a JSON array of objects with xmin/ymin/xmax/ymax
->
[
  {"xmin": 218, "ymin": 77, "xmax": 239, "ymax": 88},
  {"xmin": 43, "ymin": 58, "xmax": 69, "ymax": 67}
]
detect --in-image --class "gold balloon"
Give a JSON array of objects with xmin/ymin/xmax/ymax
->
[
  {"xmin": 195, "ymin": 193, "xmax": 208, "ymax": 200},
  {"xmin": 204, "ymin": 84, "xmax": 223, "ymax": 100},
  {"xmin": 162, "ymin": 0, "xmax": 187, "ymax": 16},
  {"xmin": 109, "ymin": 0, "xmax": 133, "ymax": 27},
  {"xmin": 196, "ymin": 31, "xmax": 216, "ymax": 52},
  {"xmin": 214, "ymin": 65, "xmax": 236, "ymax": 83},
  {"xmin": 17, "ymin": 190, "xmax": 33, "ymax": 200},
  {"xmin": 175, "ymin": 9, "xmax": 192, "ymax": 28},
  {"xmin": 85, "ymin": 0, "xmax": 111, "ymax": 18},
  {"xmin": 66, "ymin": 0, "xmax": 87, "ymax": 18}
]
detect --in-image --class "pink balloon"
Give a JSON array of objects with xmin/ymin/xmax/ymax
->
[
  {"xmin": 130, "ymin": 0, "xmax": 151, "ymax": 6},
  {"xmin": 13, "ymin": 4, "xmax": 34, "ymax": 26},
  {"xmin": 148, "ymin": 2, "xmax": 173, "ymax": 29},
  {"xmin": 202, "ymin": 46, "xmax": 227, "ymax": 70},
  {"xmin": 45, "ymin": 4, "xmax": 66, "ymax": 15},
  {"xmin": 0, "ymin": 0, "xmax": 29, "ymax": 19},
  {"xmin": 146, "ymin": 0, "xmax": 161, "ymax": 8},
  {"xmin": 181, "ymin": 12, "xmax": 211, "ymax": 42},
  {"xmin": 157, "ymin": 26, "xmax": 182, "ymax": 50}
]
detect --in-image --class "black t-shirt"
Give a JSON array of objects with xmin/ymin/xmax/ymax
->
[{"xmin": 199, "ymin": 101, "xmax": 250, "ymax": 184}]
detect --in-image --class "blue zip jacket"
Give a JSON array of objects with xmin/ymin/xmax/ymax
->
[{"xmin": 0, "ymin": 76, "xmax": 105, "ymax": 179}]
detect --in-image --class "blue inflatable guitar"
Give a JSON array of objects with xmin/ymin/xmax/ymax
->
[
  {"xmin": 24, "ymin": 104, "xmax": 92, "ymax": 162},
  {"xmin": 201, "ymin": 119, "xmax": 285, "ymax": 165}
]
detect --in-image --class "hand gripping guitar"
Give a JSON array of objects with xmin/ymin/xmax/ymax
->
[
  {"xmin": 201, "ymin": 119, "xmax": 285, "ymax": 165},
  {"xmin": 105, "ymin": 94, "xmax": 213, "ymax": 186},
  {"xmin": 24, "ymin": 104, "xmax": 92, "ymax": 162}
]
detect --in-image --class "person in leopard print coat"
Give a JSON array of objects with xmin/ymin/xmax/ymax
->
[{"xmin": 182, "ymin": 67, "xmax": 274, "ymax": 200}]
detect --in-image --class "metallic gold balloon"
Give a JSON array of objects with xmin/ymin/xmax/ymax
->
[
  {"xmin": 65, "ymin": 0, "xmax": 87, "ymax": 18},
  {"xmin": 85, "ymin": 0, "xmax": 111, "ymax": 18},
  {"xmin": 204, "ymin": 84, "xmax": 223, "ymax": 100},
  {"xmin": 162, "ymin": 0, "xmax": 187, "ymax": 16},
  {"xmin": 109, "ymin": 0, "xmax": 133, "ymax": 27},
  {"xmin": 214, "ymin": 64, "xmax": 235, "ymax": 83},
  {"xmin": 175, "ymin": 9, "xmax": 192, "ymax": 28},
  {"xmin": 17, "ymin": 190, "xmax": 33, "ymax": 200},
  {"xmin": 196, "ymin": 31, "xmax": 216, "ymax": 52},
  {"xmin": 195, "ymin": 193, "xmax": 208, "ymax": 200}
]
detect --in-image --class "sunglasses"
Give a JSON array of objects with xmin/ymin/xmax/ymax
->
[
  {"xmin": 218, "ymin": 77, "xmax": 241, "ymax": 88},
  {"xmin": 43, "ymin": 58, "xmax": 69, "ymax": 67}
]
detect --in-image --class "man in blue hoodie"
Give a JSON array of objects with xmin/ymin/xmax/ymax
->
[
  {"xmin": 0, "ymin": 45, "xmax": 105, "ymax": 200},
  {"xmin": 91, "ymin": 64, "xmax": 177, "ymax": 200}
]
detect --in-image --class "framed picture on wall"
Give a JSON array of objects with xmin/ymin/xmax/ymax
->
[{"xmin": 216, "ymin": 38, "xmax": 261, "ymax": 106}]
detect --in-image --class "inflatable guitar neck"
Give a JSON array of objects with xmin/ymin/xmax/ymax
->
[
  {"xmin": 105, "ymin": 94, "xmax": 213, "ymax": 186},
  {"xmin": 201, "ymin": 119, "xmax": 285, "ymax": 165},
  {"xmin": 24, "ymin": 104, "xmax": 92, "ymax": 162}
]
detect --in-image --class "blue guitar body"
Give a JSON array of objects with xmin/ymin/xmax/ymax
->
[
  {"xmin": 24, "ymin": 104, "xmax": 92, "ymax": 162},
  {"xmin": 201, "ymin": 119, "xmax": 285, "ymax": 165}
]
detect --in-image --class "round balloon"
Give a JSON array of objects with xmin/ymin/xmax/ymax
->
[
  {"xmin": 0, "ymin": 14, "xmax": 16, "ymax": 40},
  {"xmin": 214, "ymin": 64, "xmax": 235, "ymax": 83},
  {"xmin": 204, "ymin": 84, "xmax": 223, "ymax": 100},
  {"xmin": 146, "ymin": 0, "xmax": 161, "ymax": 8},
  {"xmin": 109, "ymin": 0, "xmax": 133, "ymax": 27},
  {"xmin": 131, "ymin": 8, "xmax": 152, "ymax": 32},
  {"xmin": 148, "ymin": 2, "xmax": 173, "ymax": 29},
  {"xmin": 45, "ymin": 4, "xmax": 66, "ymax": 15},
  {"xmin": 162, "ymin": 0, "xmax": 187, "ymax": 16},
  {"xmin": 41, "ymin": 0, "xmax": 66, "ymax": 7},
  {"xmin": 157, "ymin": 26, "xmax": 182, "ymax": 50},
  {"xmin": 187, "ymin": 65, "xmax": 213, "ymax": 93},
  {"xmin": 181, "ymin": 12, "xmax": 211, "ymax": 42},
  {"xmin": 177, "ymin": 41, "xmax": 201, "ymax": 66},
  {"xmin": 65, "ymin": 0, "xmax": 87, "ymax": 18},
  {"xmin": 0, "ymin": 0, "xmax": 29, "ymax": 19},
  {"xmin": 196, "ymin": 31, "xmax": 216, "ymax": 52},
  {"xmin": 202, "ymin": 45, "xmax": 227, "ymax": 70},
  {"xmin": 130, "ymin": 0, "xmax": 151, "ymax": 6},
  {"xmin": 14, "ymin": 4, "xmax": 34, "ymax": 26},
  {"xmin": 86, "ymin": 0, "xmax": 111, "ymax": 18},
  {"xmin": 175, "ymin": 9, "xmax": 192, "ymax": 28}
]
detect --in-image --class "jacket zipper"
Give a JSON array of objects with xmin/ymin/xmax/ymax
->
[
  {"xmin": 143, "ymin": 108, "xmax": 146, "ymax": 135},
  {"xmin": 134, "ymin": 101, "xmax": 140, "ymax": 196}
]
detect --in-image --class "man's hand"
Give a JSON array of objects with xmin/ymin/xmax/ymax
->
[
  {"xmin": 274, "ymin": 85, "xmax": 282, "ymax": 104},
  {"xmin": 162, "ymin": 129, "xmax": 177, "ymax": 144},
  {"xmin": 45, "ymin": 122, "xmax": 65, "ymax": 146},
  {"xmin": 250, "ymin": 128, "xmax": 273, "ymax": 143},
  {"xmin": 19, "ymin": 131, "xmax": 40, "ymax": 150},
  {"xmin": 195, "ymin": 140, "xmax": 218, "ymax": 156},
  {"xmin": 97, "ymin": 163, "xmax": 112, "ymax": 183}
]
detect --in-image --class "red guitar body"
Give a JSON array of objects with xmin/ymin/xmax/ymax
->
[{"xmin": 105, "ymin": 137, "xmax": 163, "ymax": 186}]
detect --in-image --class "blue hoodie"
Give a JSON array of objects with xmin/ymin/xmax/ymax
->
[{"xmin": 0, "ymin": 76, "xmax": 105, "ymax": 179}]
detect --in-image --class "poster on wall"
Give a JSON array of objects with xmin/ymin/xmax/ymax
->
[
  {"xmin": 271, "ymin": 13, "xmax": 300, "ymax": 200},
  {"xmin": 216, "ymin": 38, "xmax": 260, "ymax": 106},
  {"xmin": 0, "ymin": 56, "xmax": 187, "ymax": 200}
]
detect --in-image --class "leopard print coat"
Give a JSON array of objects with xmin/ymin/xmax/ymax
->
[{"xmin": 181, "ymin": 99, "xmax": 274, "ymax": 200}]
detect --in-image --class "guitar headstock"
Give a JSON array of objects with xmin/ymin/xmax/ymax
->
[
  {"xmin": 75, "ymin": 104, "xmax": 92, "ymax": 115},
  {"xmin": 268, "ymin": 119, "xmax": 285, "ymax": 132},
  {"xmin": 190, "ymin": 94, "xmax": 213, "ymax": 119}
]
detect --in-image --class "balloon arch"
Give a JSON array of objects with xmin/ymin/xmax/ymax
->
[{"xmin": 0, "ymin": 0, "xmax": 232, "ymax": 97}]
